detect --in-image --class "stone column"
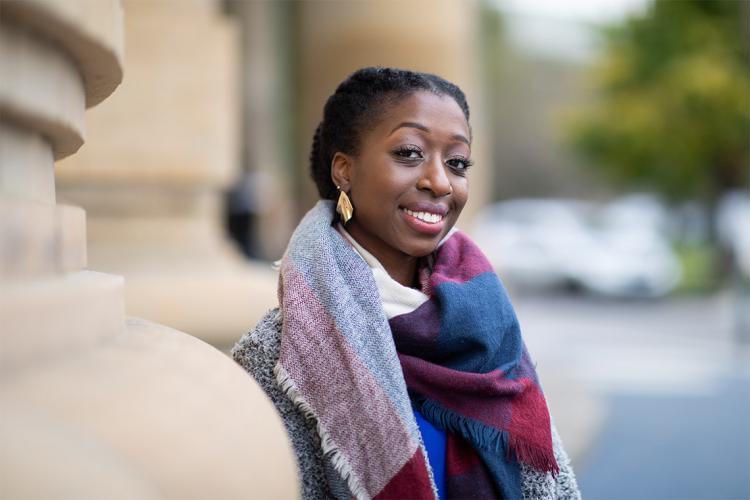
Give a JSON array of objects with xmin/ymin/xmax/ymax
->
[
  {"xmin": 0, "ymin": 1, "xmax": 298, "ymax": 498},
  {"xmin": 55, "ymin": 0, "xmax": 277, "ymax": 348},
  {"xmin": 295, "ymin": 0, "xmax": 492, "ymax": 224}
]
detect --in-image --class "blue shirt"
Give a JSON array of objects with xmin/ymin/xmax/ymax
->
[{"xmin": 413, "ymin": 408, "xmax": 447, "ymax": 499}]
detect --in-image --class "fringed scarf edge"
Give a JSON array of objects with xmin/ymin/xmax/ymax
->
[
  {"xmin": 273, "ymin": 363, "xmax": 371, "ymax": 500},
  {"xmin": 420, "ymin": 399, "xmax": 559, "ymax": 476}
]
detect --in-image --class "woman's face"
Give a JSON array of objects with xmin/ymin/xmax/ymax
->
[{"xmin": 335, "ymin": 91, "xmax": 471, "ymax": 263}]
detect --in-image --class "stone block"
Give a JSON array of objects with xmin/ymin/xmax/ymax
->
[
  {"xmin": 0, "ymin": 316, "xmax": 298, "ymax": 500},
  {"xmin": 121, "ymin": 260, "xmax": 279, "ymax": 348},
  {"xmin": 0, "ymin": 22, "xmax": 86, "ymax": 160},
  {"xmin": 0, "ymin": 198, "xmax": 86, "ymax": 279},
  {"xmin": 0, "ymin": 122, "xmax": 55, "ymax": 203},
  {"xmin": 0, "ymin": 405, "xmax": 160, "ymax": 500},
  {"xmin": 1, "ymin": 0, "xmax": 124, "ymax": 108},
  {"xmin": 0, "ymin": 270, "xmax": 125, "ymax": 371}
]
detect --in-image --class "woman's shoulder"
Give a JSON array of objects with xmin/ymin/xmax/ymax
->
[
  {"xmin": 231, "ymin": 307, "xmax": 283, "ymax": 371},
  {"xmin": 230, "ymin": 308, "xmax": 287, "ymax": 428}
]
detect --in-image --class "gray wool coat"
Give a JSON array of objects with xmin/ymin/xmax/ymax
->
[{"xmin": 232, "ymin": 308, "xmax": 582, "ymax": 500}]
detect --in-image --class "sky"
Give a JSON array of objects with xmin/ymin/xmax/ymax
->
[
  {"xmin": 498, "ymin": 0, "xmax": 650, "ymax": 24},
  {"xmin": 492, "ymin": 0, "xmax": 651, "ymax": 62}
]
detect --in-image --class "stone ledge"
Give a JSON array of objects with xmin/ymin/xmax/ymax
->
[
  {"xmin": 120, "ymin": 260, "xmax": 279, "ymax": 347},
  {"xmin": 1, "ymin": 0, "xmax": 124, "ymax": 108},
  {"xmin": 0, "ymin": 197, "xmax": 87, "ymax": 279},
  {"xmin": 0, "ymin": 22, "xmax": 86, "ymax": 160},
  {"xmin": 0, "ymin": 270, "xmax": 125, "ymax": 370},
  {"xmin": 0, "ymin": 405, "xmax": 160, "ymax": 500}
]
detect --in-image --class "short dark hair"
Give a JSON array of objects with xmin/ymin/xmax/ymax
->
[{"xmin": 309, "ymin": 66, "xmax": 471, "ymax": 200}]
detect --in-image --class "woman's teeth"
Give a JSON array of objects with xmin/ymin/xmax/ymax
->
[{"xmin": 403, "ymin": 208, "xmax": 444, "ymax": 224}]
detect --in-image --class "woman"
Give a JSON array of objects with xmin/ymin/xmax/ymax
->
[{"xmin": 232, "ymin": 67, "xmax": 581, "ymax": 500}]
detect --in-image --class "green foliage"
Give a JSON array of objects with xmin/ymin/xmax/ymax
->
[
  {"xmin": 566, "ymin": 0, "xmax": 750, "ymax": 203},
  {"xmin": 674, "ymin": 242, "xmax": 721, "ymax": 293}
]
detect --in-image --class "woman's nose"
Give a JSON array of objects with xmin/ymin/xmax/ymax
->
[{"xmin": 417, "ymin": 157, "xmax": 452, "ymax": 197}]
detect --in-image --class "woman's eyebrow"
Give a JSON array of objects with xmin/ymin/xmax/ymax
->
[
  {"xmin": 389, "ymin": 121, "xmax": 429, "ymax": 136},
  {"xmin": 388, "ymin": 121, "xmax": 470, "ymax": 145}
]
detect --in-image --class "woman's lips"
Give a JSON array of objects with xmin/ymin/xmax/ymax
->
[{"xmin": 400, "ymin": 207, "xmax": 446, "ymax": 235}]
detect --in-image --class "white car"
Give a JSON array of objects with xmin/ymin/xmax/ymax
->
[{"xmin": 471, "ymin": 197, "xmax": 682, "ymax": 298}]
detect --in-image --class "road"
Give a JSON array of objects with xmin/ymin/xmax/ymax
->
[{"xmin": 510, "ymin": 290, "xmax": 750, "ymax": 500}]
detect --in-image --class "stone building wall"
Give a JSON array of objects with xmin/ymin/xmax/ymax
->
[
  {"xmin": 0, "ymin": 1, "xmax": 297, "ymax": 497},
  {"xmin": 55, "ymin": 0, "xmax": 278, "ymax": 347}
]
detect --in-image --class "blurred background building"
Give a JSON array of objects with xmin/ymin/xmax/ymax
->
[{"xmin": 3, "ymin": 0, "xmax": 749, "ymax": 498}]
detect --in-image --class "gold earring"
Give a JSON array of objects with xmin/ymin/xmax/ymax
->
[{"xmin": 336, "ymin": 186, "xmax": 354, "ymax": 224}]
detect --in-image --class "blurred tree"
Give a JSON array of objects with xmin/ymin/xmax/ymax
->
[{"xmin": 567, "ymin": 0, "xmax": 749, "ymax": 206}]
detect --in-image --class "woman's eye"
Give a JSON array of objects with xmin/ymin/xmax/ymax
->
[
  {"xmin": 447, "ymin": 157, "xmax": 473, "ymax": 172},
  {"xmin": 393, "ymin": 146, "xmax": 423, "ymax": 161}
]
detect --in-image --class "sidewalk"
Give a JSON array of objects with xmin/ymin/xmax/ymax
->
[{"xmin": 511, "ymin": 290, "xmax": 750, "ymax": 497}]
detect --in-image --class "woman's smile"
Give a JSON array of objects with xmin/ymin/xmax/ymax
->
[{"xmin": 399, "ymin": 203, "xmax": 449, "ymax": 235}]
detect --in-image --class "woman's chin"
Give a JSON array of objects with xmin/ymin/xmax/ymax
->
[
  {"xmin": 400, "ymin": 226, "xmax": 456, "ymax": 257},
  {"xmin": 401, "ymin": 239, "xmax": 442, "ymax": 258}
]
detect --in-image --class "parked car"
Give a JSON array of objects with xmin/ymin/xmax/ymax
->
[{"xmin": 471, "ymin": 197, "xmax": 681, "ymax": 298}]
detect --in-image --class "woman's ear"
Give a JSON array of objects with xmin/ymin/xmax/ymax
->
[{"xmin": 330, "ymin": 152, "xmax": 353, "ymax": 191}]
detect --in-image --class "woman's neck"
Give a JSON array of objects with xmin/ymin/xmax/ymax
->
[
  {"xmin": 338, "ymin": 224, "xmax": 419, "ymax": 288},
  {"xmin": 379, "ymin": 254, "xmax": 418, "ymax": 288}
]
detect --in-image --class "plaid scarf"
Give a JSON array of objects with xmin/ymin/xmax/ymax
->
[{"xmin": 276, "ymin": 200, "xmax": 557, "ymax": 499}]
